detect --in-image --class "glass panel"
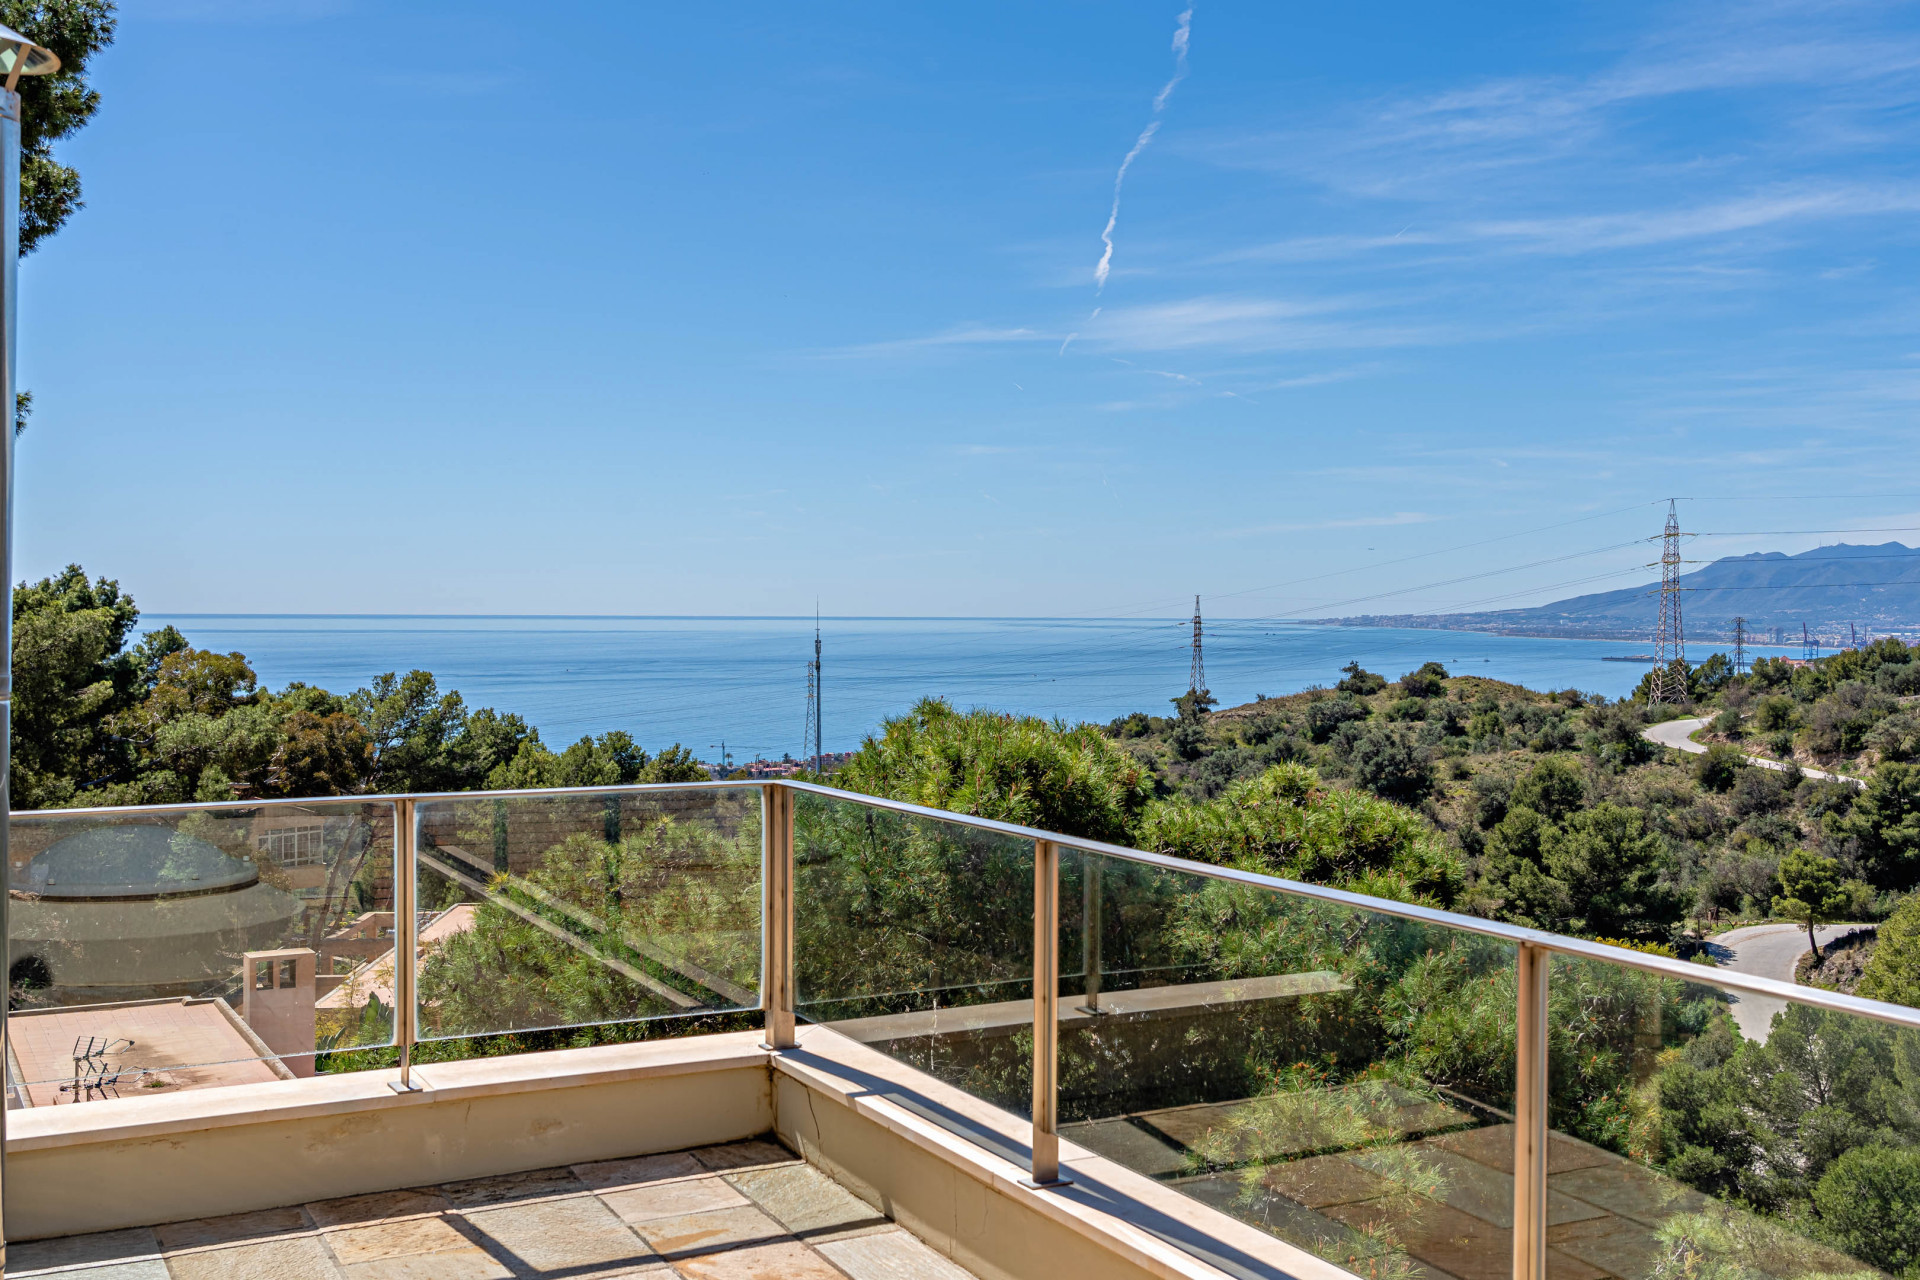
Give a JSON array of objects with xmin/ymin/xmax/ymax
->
[
  {"xmin": 1060, "ymin": 847, "xmax": 1518, "ymax": 1280},
  {"xmin": 794, "ymin": 793, "xmax": 1035, "ymax": 1149},
  {"xmin": 413, "ymin": 788, "xmax": 761, "ymax": 1044},
  {"xmin": 1545, "ymin": 953, "xmax": 1899, "ymax": 1280},
  {"xmin": 6, "ymin": 800, "xmax": 395, "ymax": 1103}
]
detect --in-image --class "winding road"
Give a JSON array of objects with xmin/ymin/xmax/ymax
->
[
  {"xmin": 1706, "ymin": 923, "xmax": 1867, "ymax": 1041},
  {"xmin": 1641, "ymin": 717, "xmax": 1864, "ymax": 787}
]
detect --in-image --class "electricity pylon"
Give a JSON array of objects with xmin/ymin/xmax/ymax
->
[
  {"xmin": 1648, "ymin": 500, "xmax": 1689, "ymax": 704},
  {"xmin": 1188, "ymin": 595, "xmax": 1206, "ymax": 697}
]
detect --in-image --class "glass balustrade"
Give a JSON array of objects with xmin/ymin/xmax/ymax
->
[
  {"xmin": 1058, "ymin": 845, "xmax": 1519, "ymax": 1280},
  {"xmin": 6, "ymin": 799, "xmax": 396, "ymax": 1102},
  {"xmin": 410, "ymin": 787, "xmax": 763, "ymax": 1046},
  {"xmin": 793, "ymin": 791, "xmax": 1036, "ymax": 1150},
  {"xmin": 1540, "ymin": 952, "xmax": 1899, "ymax": 1280}
]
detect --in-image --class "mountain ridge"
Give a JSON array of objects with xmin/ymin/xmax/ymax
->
[{"xmin": 1326, "ymin": 541, "xmax": 1920, "ymax": 643}]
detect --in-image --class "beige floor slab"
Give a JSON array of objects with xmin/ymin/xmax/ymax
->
[
  {"xmin": 722, "ymin": 1163, "xmax": 889, "ymax": 1241},
  {"xmin": 322, "ymin": 1216, "xmax": 475, "ymax": 1267},
  {"xmin": 308, "ymin": 1190, "xmax": 456, "ymax": 1232},
  {"xmin": 438, "ymin": 1166, "xmax": 589, "ymax": 1210},
  {"xmin": 817, "ymin": 1227, "xmax": 988, "ymax": 1280},
  {"xmin": 631, "ymin": 1205, "xmax": 787, "ymax": 1259},
  {"xmin": 335, "ymin": 1249, "xmax": 513, "ymax": 1280},
  {"xmin": 670, "ymin": 1237, "xmax": 852, "ymax": 1280},
  {"xmin": 572, "ymin": 1152, "xmax": 706, "ymax": 1191},
  {"xmin": 461, "ymin": 1194, "xmax": 659, "ymax": 1272},
  {"xmin": 597, "ymin": 1176, "xmax": 750, "ymax": 1226},
  {"xmin": 6, "ymin": 1227, "xmax": 163, "ymax": 1274},
  {"xmin": 164, "ymin": 1235, "xmax": 344, "ymax": 1280},
  {"xmin": 690, "ymin": 1140, "xmax": 797, "ymax": 1173},
  {"xmin": 155, "ymin": 1207, "xmax": 317, "ymax": 1253}
]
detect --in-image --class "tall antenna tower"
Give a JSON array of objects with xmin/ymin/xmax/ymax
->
[
  {"xmin": 1188, "ymin": 595, "xmax": 1206, "ymax": 697},
  {"xmin": 1648, "ymin": 500, "xmax": 1689, "ymax": 704},
  {"xmin": 802, "ymin": 609, "xmax": 822, "ymax": 772},
  {"xmin": 1803, "ymin": 623, "xmax": 1816, "ymax": 662},
  {"xmin": 1732, "ymin": 617, "xmax": 1747, "ymax": 676}
]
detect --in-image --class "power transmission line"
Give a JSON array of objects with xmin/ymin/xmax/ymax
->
[
  {"xmin": 1649, "ymin": 500, "xmax": 1690, "ymax": 705},
  {"xmin": 1188, "ymin": 596, "xmax": 1206, "ymax": 697}
]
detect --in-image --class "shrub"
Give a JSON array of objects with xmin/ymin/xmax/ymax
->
[
  {"xmin": 1858, "ymin": 892, "xmax": 1920, "ymax": 1008},
  {"xmin": 1350, "ymin": 726, "xmax": 1435, "ymax": 806},
  {"xmin": 832, "ymin": 697, "xmax": 1152, "ymax": 843},
  {"xmin": 1306, "ymin": 693, "xmax": 1370, "ymax": 743},
  {"xmin": 1336, "ymin": 661, "xmax": 1387, "ymax": 696},
  {"xmin": 1812, "ymin": 1145, "xmax": 1920, "ymax": 1272},
  {"xmin": 1399, "ymin": 662, "xmax": 1449, "ymax": 698},
  {"xmin": 1694, "ymin": 744, "xmax": 1747, "ymax": 793},
  {"xmin": 1510, "ymin": 757, "xmax": 1585, "ymax": 822}
]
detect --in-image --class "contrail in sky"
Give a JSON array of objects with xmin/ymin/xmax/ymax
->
[{"xmin": 1094, "ymin": 7, "xmax": 1193, "ymax": 293}]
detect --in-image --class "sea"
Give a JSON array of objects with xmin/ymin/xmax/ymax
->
[{"xmin": 141, "ymin": 616, "xmax": 1801, "ymax": 765}]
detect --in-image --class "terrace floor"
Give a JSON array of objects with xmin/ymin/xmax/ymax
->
[{"xmin": 5, "ymin": 1136, "xmax": 979, "ymax": 1280}]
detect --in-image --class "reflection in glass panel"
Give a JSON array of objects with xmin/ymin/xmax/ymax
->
[
  {"xmin": 1545, "ymin": 954, "xmax": 1895, "ymax": 1280},
  {"xmin": 413, "ymin": 788, "xmax": 761, "ymax": 1043},
  {"xmin": 794, "ymin": 793, "xmax": 1035, "ymax": 1131},
  {"xmin": 1059, "ymin": 848, "xmax": 1518, "ymax": 1280},
  {"xmin": 6, "ymin": 801, "xmax": 396, "ymax": 1104}
]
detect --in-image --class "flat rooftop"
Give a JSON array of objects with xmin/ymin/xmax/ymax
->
[{"xmin": 6, "ymin": 997, "xmax": 285, "ymax": 1108}]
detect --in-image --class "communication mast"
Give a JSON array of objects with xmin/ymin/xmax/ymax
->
[
  {"xmin": 1732, "ymin": 617, "xmax": 1747, "ymax": 676},
  {"xmin": 1648, "ymin": 500, "xmax": 1690, "ymax": 704},
  {"xmin": 1803, "ymin": 623, "xmax": 1816, "ymax": 662},
  {"xmin": 1188, "ymin": 595, "xmax": 1206, "ymax": 697},
  {"xmin": 802, "ymin": 610, "xmax": 822, "ymax": 773}
]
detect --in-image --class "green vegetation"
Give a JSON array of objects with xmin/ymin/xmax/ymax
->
[{"xmin": 9, "ymin": 566, "xmax": 707, "ymax": 810}]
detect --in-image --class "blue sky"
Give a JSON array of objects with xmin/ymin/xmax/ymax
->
[{"xmin": 16, "ymin": 0, "xmax": 1920, "ymax": 619}]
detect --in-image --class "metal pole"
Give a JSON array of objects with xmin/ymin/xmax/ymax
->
[
  {"xmin": 761, "ymin": 783, "xmax": 795, "ymax": 1050},
  {"xmin": 1512, "ymin": 942, "xmax": 1548, "ymax": 1280},
  {"xmin": 1078, "ymin": 854, "xmax": 1102, "ymax": 1015},
  {"xmin": 0, "ymin": 82, "xmax": 20, "ymax": 1274},
  {"xmin": 389, "ymin": 798, "xmax": 422, "ymax": 1092},
  {"xmin": 1026, "ymin": 838, "xmax": 1067, "ymax": 1187}
]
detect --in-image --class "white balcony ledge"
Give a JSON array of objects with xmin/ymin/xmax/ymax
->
[{"xmin": 5, "ymin": 1027, "xmax": 1339, "ymax": 1280}]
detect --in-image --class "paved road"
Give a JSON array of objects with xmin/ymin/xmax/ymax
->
[
  {"xmin": 1642, "ymin": 717, "xmax": 1863, "ymax": 787},
  {"xmin": 1707, "ymin": 922, "xmax": 1866, "ymax": 1041}
]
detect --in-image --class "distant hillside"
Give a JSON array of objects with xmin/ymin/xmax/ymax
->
[{"xmin": 1331, "ymin": 542, "xmax": 1920, "ymax": 643}]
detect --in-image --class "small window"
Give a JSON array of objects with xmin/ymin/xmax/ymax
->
[{"xmin": 259, "ymin": 823, "xmax": 326, "ymax": 868}]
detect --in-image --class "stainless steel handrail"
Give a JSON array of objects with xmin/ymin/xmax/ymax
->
[
  {"xmin": 9, "ymin": 773, "xmax": 1912, "ymax": 1278},
  {"xmin": 16, "ymin": 775, "xmax": 1920, "ymax": 1030}
]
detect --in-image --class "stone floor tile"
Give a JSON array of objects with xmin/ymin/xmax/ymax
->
[
  {"xmin": 1422, "ymin": 1124, "xmax": 1615, "ymax": 1176},
  {"xmin": 165, "ymin": 1235, "xmax": 344, "ymax": 1280},
  {"xmin": 4, "ymin": 1261, "xmax": 169, "ymax": 1280},
  {"xmin": 1547, "ymin": 1213, "xmax": 1667, "ymax": 1279},
  {"xmin": 572, "ymin": 1153, "xmax": 706, "ymax": 1191},
  {"xmin": 1262, "ymin": 1154, "xmax": 1398, "ymax": 1209},
  {"xmin": 1350, "ymin": 1147, "xmax": 1609, "ymax": 1230},
  {"xmin": 597, "ymin": 1177, "xmax": 749, "ymax": 1227},
  {"xmin": 670, "ymin": 1237, "xmax": 849, "ymax": 1280},
  {"xmin": 460, "ymin": 1195, "xmax": 659, "ymax": 1274},
  {"xmin": 688, "ymin": 1140, "xmax": 797, "ymax": 1173},
  {"xmin": 5, "ymin": 1227, "xmax": 163, "ymax": 1276},
  {"xmin": 336, "ymin": 1249, "xmax": 513, "ymax": 1280},
  {"xmin": 156, "ymin": 1207, "xmax": 316, "ymax": 1252},
  {"xmin": 308, "ymin": 1189, "xmax": 454, "ymax": 1231},
  {"xmin": 630, "ymin": 1205, "xmax": 786, "ymax": 1259},
  {"xmin": 1549, "ymin": 1163, "xmax": 1712, "ymax": 1229},
  {"xmin": 323, "ymin": 1216, "xmax": 474, "ymax": 1267},
  {"xmin": 722, "ymin": 1164, "xmax": 887, "ymax": 1241},
  {"xmin": 438, "ymin": 1167, "xmax": 589, "ymax": 1210},
  {"xmin": 1318, "ymin": 1198, "xmax": 1605, "ymax": 1280},
  {"xmin": 817, "ymin": 1228, "xmax": 978, "ymax": 1280}
]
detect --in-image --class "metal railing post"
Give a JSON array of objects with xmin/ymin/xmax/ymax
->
[
  {"xmin": 389, "ymin": 797, "xmax": 422, "ymax": 1093},
  {"xmin": 1513, "ymin": 942, "xmax": 1548, "ymax": 1280},
  {"xmin": 1079, "ymin": 854, "xmax": 1103, "ymax": 1014},
  {"xmin": 1026, "ymin": 838, "xmax": 1067, "ymax": 1187},
  {"xmin": 761, "ymin": 783, "xmax": 796, "ymax": 1051}
]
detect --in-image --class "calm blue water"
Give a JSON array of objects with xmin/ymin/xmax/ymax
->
[{"xmin": 141, "ymin": 616, "xmax": 1797, "ymax": 764}]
